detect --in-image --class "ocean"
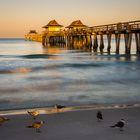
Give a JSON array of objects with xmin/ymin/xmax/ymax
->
[{"xmin": 0, "ymin": 38, "xmax": 140, "ymax": 110}]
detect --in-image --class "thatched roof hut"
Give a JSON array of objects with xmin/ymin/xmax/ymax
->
[
  {"xmin": 29, "ymin": 30, "xmax": 37, "ymax": 34},
  {"xmin": 66, "ymin": 20, "xmax": 87, "ymax": 29},
  {"xmin": 42, "ymin": 20, "xmax": 63, "ymax": 28}
]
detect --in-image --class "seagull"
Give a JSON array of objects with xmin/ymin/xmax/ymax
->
[
  {"xmin": 54, "ymin": 104, "xmax": 65, "ymax": 112},
  {"xmin": 96, "ymin": 111, "xmax": 103, "ymax": 121},
  {"xmin": 110, "ymin": 119, "xmax": 126, "ymax": 131},
  {"xmin": 27, "ymin": 111, "xmax": 39, "ymax": 119},
  {"xmin": 0, "ymin": 117, "xmax": 10, "ymax": 125},
  {"xmin": 27, "ymin": 121, "xmax": 45, "ymax": 133}
]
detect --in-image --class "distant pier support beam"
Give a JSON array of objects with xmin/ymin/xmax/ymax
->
[
  {"xmin": 42, "ymin": 36, "xmax": 46, "ymax": 46},
  {"xmin": 124, "ymin": 33, "xmax": 132, "ymax": 54},
  {"xmin": 115, "ymin": 34, "xmax": 121, "ymax": 54},
  {"xmin": 124, "ymin": 34, "xmax": 129, "ymax": 54},
  {"xmin": 107, "ymin": 34, "xmax": 112, "ymax": 53},
  {"xmin": 45, "ymin": 36, "xmax": 50, "ymax": 47},
  {"xmin": 99, "ymin": 33, "xmax": 104, "ymax": 53},
  {"xmin": 127, "ymin": 33, "xmax": 132, "ymax": 54},
  {"xmin": 86, "ymin": 35, "xmax": 92, "ymax": 50},
  {"xmin": 93, "ymin": 33, "xmax": 98, "ymax": 52},
  {"xmin": 135, "ymin": 33, "xmax": 140, "ymax": 54}
]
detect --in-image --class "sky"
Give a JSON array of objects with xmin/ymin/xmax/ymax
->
[{"xmin": 0, "ymin": 0, "xmax": 140, "ymax": 38}]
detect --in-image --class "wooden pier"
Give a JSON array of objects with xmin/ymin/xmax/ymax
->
[
  {"xmin": 25, "ymin": 20, "xmax": 140, "ymax": 54},
  {"xmin": 91, "ymin": 20, "xmax": 140, "ymax": 54}
]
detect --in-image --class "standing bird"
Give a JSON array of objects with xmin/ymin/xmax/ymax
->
[
  {"xmin": 110, "ymin": 119, "xmax": 126, "ymax": 131},
  {"xmin": 54, "ymin": 104, "xmax": 65, "ymax": 112},
  {"xmin": 96, "ymin": 111, "xmax": 103, "ymax": 122},
  {"xmin": 27, "ymin": 111, "xmax": 39, "ymax": 119},
  {"xmin": 27, "ymin": 121, "xmax": 45, "ymax": 133},
  {"xmin": 0, "ymin": 117, "xmax": 10, "ymax": 125}
]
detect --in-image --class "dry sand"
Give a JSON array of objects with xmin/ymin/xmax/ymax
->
[{"xmin": 0, "ymin": 106, "xmax": 140, "ymax": 140}]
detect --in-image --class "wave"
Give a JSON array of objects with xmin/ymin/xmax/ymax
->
[
  {"xmin": 0, "ymin": 103, "xmax": 140, "ymax": 114},
  {"xmin": 0, "ymin": 60, "xmax": 110, "ymax": 74},
  {"xmin": 20, "ymin": 54, "xmax": 56, "ymax": 59}
]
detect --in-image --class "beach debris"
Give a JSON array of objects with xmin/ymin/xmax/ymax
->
[
  {"xmin": 54, "ymin": 104, "xmax": 65, "ymax": 112},
  {"xmin": 0, "ymin": 117, "xmax": 10, "ymax": 125},
  {"xmin": 96, "ymin": 111, "xmax": 103, "ymax": 121},
  {"xmin": 27, "ymin": 111, "xmax": 39, "ymax": 119},
  {"xmin": 110, "ymin": 119, "xmax": 126, "ymax": 131},
  {"xmin": 27, "ymin": 121, "xmax": 45, "ymax": 133}
]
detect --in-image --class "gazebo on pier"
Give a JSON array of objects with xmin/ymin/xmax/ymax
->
[
  {"xmin": 66, "ymin": 20, "xmax": 91, "ymax": 49},
  {"xmin": 67, "ymin": 20, "xmax": 87, "ymax": 30},
  {"xmin": 42, "ymin": 20, "xmax": 63, "ymax": 32},
  {"xmin": 42, "ymin": 20, "xmax": 65, "ymax": 46},
  {"xmin": 25, "ymin": 30, "xmax": 38, "ymax": 41}
]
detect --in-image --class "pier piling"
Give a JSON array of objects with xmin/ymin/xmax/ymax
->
[
  {"xmin": 99, "ymin": 33, "xmax": 104, "ymax": 53},
  {"xmin": 107, "ymin": 34, "xmax": 111, "ymax": 53}
]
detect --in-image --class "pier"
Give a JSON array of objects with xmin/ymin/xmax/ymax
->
[
  {"xmin": 25, "ymin": 20, "xmax": 140, "ymax": 54},
  {"xmin": 91, "ymin": 20, "xmax": 140, "ymax": 54}
]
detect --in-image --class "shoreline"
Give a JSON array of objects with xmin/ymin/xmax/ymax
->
[{"xmin": 1, "ymin": 103, "xmax": 140, "ymax": 116}]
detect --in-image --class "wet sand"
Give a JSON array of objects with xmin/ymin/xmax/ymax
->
[{"xmin": 0, "ymin": 106, "xmax": 140, "ymax": 140}]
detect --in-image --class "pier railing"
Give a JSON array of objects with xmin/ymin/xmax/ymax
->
[{"xmin": 91, "ymin": 20, "xmax": 140, "ymax": 33}]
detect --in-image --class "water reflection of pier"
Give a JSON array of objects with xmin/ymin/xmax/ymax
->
[{"xmin": 25, "ymin": 20, "xmax": 140, "ymax": 54}]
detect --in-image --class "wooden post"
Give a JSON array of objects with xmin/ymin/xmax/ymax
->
[
  {"xmin": 85, "ymin": 34, "xmax": 89, "ymax": 49},
  {"xmin": 127, "ymin": 33, "xmax": 132, "ymax": 54},
  {"xmin": 66, "ymin": 36, "xmax": 69, "ymax": 47},
  {"xmin": 139, "ymin": 33, "xmax": 140, "ymax": 52},
  {"xmin": 73, "ymin": 36, "xmax": 76, "ymax": 48},
  {"xmin": 70, "ymin": 36, "xmax": 73, "ymax": 48},
  {"xmin": 42, "ymin": 36, "xmax": 46, "ymax": 46},
  {"xmin": 124, "ymin": 34, "xmax": 129, "ymax": 53},
  {"xmin": 124, "ymin": 33, "xmax": 132, "ymax": 54},
  {"xmin": 81, "ymin": 35, "xmax": 84, "ymax": 47},
  {"xmin": 86, "ymin": 35, "xmax": 92, "ymax": 50},
  {"xmin": 78, "ymin": 35, "xmax": 82, "ymax": 49},
  {"xmin": 65, "ymin": 36, "xmax": 68, "ymax": 48},
  {"xmin": 74, "ymin": 36, "xmax": 76, "ymax": 48},
  {"xmin": 47, "ymin": 36, "xmax": 50, "ymax": 47},
  {"xmin": 67, "ymin": 35, "xmax": 71, "ymax": 48},
  {"xmin": 100, "ymin": 33, "xmax": 104, "ymax": 53},
  {"xmin": 89, "ymin": 35, "xmax": 92, "ymax": 50},
  {"xmin": 107, "ymin": 34, "xmax": 112, "ymax": 53},
  {"xmin": 93, "ymin": 33, "xmax": 98, "ymax": 52},
  {"xmin": 80, "ymin": 35, "xmax": 84, "ymax": 49},
  {"xmin": 82, "ymin": 35, "xmax": 87, "ymax": 48},
  {"xmin": 135, "ymin": 33, "xmax": 140, "ymax": 53},
  {"xmin": 115, "ymin": 34, "xmax": 121, "ymax": 54}
]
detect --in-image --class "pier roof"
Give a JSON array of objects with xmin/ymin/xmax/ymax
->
[
  {"xmin": 66, "ymin": 20, "xmax": 87, "ymax": 28},
  {"xmin": 42, "ymin": 20, "xmax": 63, "ymax": 28},
  {"xmin": 29, "ymin": 30, "xmax": 37, "ymax": 34}
]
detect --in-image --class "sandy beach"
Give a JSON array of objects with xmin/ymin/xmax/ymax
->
[{"xmin": 0, "ymin": 106, "xmax": 140, "ymax": 140}]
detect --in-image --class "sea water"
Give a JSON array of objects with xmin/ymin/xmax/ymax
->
[{"xmin": 0, "ymin": 38, "xmax": 140, "ymax": 110}]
